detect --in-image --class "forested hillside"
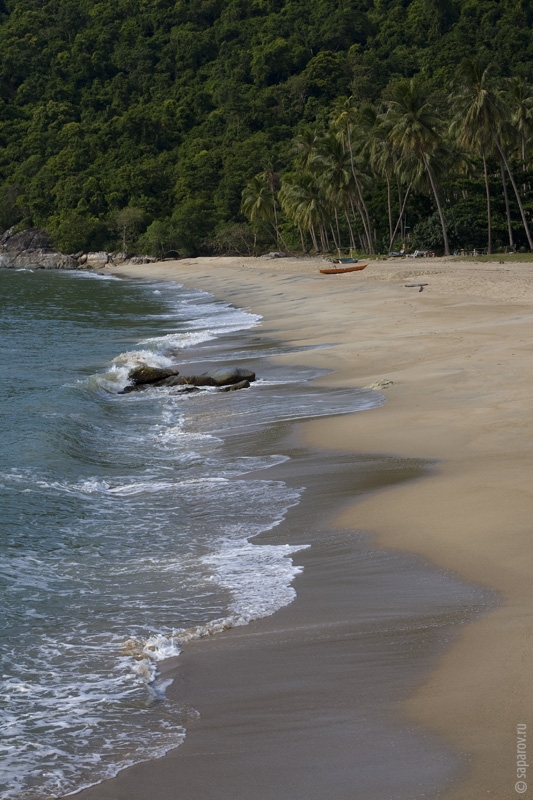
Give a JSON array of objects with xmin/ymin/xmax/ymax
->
[{"xmin": 0, "ymin": 0, "xmax": 532, "ymax": 255}]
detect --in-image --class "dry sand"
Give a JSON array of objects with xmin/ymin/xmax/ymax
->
[{"xmin": 76, "ymin": 254, "xmax": 533, "ymax": 799}]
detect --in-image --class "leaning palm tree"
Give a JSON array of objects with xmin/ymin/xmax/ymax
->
[
  {"xmin": 385, "ymin": 78, "xmax": 451, "ymax": 256},
  {"xmin": 451, "ymin": 58, "xmax": 500, "ymax": 254},
  {"xmin": 494, "ymin": 91, "xmax": 533, "ymax": 251}
]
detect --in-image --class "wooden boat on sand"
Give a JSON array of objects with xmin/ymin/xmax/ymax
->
[{"xmin": 319, "ymin": 263, "xmax": 368, "ymax": 275}]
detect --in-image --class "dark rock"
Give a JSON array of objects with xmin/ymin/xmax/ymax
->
[
  {"xmin": 162, "ymin": 375, "xmax": 217, "ymax": 387},
  {"xmin": 201, "ymin": 367, "xmax": 256, "ymax": 386},
  {"xmin": 159, "ymin": 368, "xmax": 255, "ymax": 388},
  {"xmin": 120, "ymin": 365, "xmax": 257, "ymax": 395},
  {"xmin": 0, "ymin": 226, "xmax": 16, "ymax": 246},
  {"xmin": 218, "ymin": 379, "xmax": 250, "ymax": 392},
  {"xmin": 1, "ymin": 228, "xmax": 51, "ymax": 250},
  {"xmin": 128, "ymin": 365, "xmax": 180, "ymax": 385}
]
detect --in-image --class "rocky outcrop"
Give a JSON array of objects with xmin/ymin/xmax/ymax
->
[
  {"xmin": 0, "ymin": 228, "xmax": 50, "ymax": 249},
  {"xmin": 77, "ymin": 251, "xmax": 110, "ymax": 269},
  {"xmin": 0, "ymin": 227, "xmax": 78, "ymax": 270},
  {"xmin": 72, "ymin": 252, "xmax": 157, "ymax": 268},
  {"xmin": 123, "ymin": 254, "xmax": 158, "ymax": 265},
  {"xmin": 0, "ymin": 227, "xmax": 160, "ymax": 271},
  {"xmin": 121, "ymin": 365, "xmax": 256, "ymax": 394},
  {"xmin": 128, "ymin": 365, "xmax": 181, "ymax": 385}
]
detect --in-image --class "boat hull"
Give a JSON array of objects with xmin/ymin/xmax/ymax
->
[{"xmin": 319, "ymin": 264, "xmax": 368, "ymax": 274}]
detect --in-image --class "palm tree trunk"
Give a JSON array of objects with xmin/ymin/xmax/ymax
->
[
  {"xmin": 344, "ymin": 209, "xmax": 356, "ymax": 250},
  {"xmin": 334, "ymin": 207, "xmax": 342, "ymax": 252},
  {"xmin": 319, "ymin": 224, "xmax": 328, "ymax": 252},
  {"xmin": 329, "ymin": 223, "xmax": 339, "ymax": 253},
  {"xmin": 500, "ymin": 160, "xmax": 515, "ymax": 250},
  {"xmin": 496, "ymin": 140, "xmax": 533, "ymax": 251},
  {"xmin": 270, "ymin": 204, "xmax": 289, "ymax": 251},
  {"xmin": 482, "ymin": 152, "xmax": 492, "ymax": 254},
  {"xmin": 310, "ymin": 225, "xmax": 319, "ymax": 252},
  {"xmin": 355, "ymin": 179, "xmax": 374, "ymax": 253},
  {"xmin": 389, "ymin": 182, "xmax": 412, "ymax": 250},
  {"xmin": 272, "ymin": 203, "xmax": 280, "ymax": 245},
  {"xmin": 386, "ymin": 175, "xmax": 393, "ymax": 249},
  {"xmin": 345, "ymin": 126, "xmax": 374, "ymax": 253},
  {"xmin": 521, "ymin": 135, "xmax": 527, "ymax": 194},
  {"xmin": 349, "ymin": 198, "xmax": 369, "ymax": 252},
  {"xmin": 397, "ymin": 178, "xmax": 405, "ymax": 240},
  {"xmin": 298, "ymin": 224, "xmax": 306, "ymax": 253},
  {"xmin": 423, "ymin": 155, "xmax": 450, "ymax": 256}
]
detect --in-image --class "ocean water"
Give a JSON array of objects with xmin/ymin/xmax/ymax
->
[{"xmin": 0, "ymin": 268, "xmax": 382, "ymax": 799}]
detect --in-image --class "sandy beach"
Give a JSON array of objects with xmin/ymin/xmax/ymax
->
[{"xmin": 73, "ymin": 254, "xmax": 533, "ymax": 799}]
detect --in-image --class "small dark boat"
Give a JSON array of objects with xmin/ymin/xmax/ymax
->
[{"xmin": 319, "ymin": 263, "xmax": 368, "ymax": 275}]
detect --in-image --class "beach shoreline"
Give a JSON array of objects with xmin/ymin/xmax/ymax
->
[{"xmin": 73, "ymin": 254, "xmax": 533, "ymax": 799}]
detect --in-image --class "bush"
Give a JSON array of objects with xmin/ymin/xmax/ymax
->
[
  {"xmin": 412, "ymin": 207, "xmax": 487, "ymax": 252},
  {"xmin": 48, "ymin": 211, "xmax": 110, "ymax": 253}
]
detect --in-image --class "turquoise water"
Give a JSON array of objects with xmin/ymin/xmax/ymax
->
[{"xmin": 0, "ymin": 268, "xmax": 381, "ymax": 799}]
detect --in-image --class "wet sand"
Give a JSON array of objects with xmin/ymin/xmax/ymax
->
[{"xmin": 74, "ymin": 255, "xmax": 533, "ymax": 799}]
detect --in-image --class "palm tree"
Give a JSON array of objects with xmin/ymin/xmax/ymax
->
[
  {"xmin": 506, "ymin": 76, "xmax": 533, "ymax": 172},
  {"xmin": 241, "ymin": 170, "xmax": 284, "ymax": 248},
  {"xmin": 360, "ymin": 103, "xmax": 414, "ymax": 251},
  {"xmin": 385, "ymin": 77, "xmax": 451, "ymax": 256},
  {"xmin": 315, "ymin": 133, "xmax": 356, "ymax": 251},
  {"xmin": 359, "ymin": 104, "xmax": 394, "ymax": 247},
  {"xmin": 262, "ymin": 162, "xmax": 286, "ymax": 249},
  {"xmin": 500, "ymin": 158, "xmax": 515, "ymax": 250},
  {"xmin": 331, "ymin": 97, "xmax": 374, "ymax": 253},
  {"xmin": 293, "ymin": 128, "xmax": 321, "ymax": 171},
  {"xmin": 279, "ymin": 172, "xmax": 328, "ymax": 252},
  {"xmin": 451, "ymin": 58, "xmax": 500, "ymax": 254},
  {"xmin": 494, "ymin": 87, "xmax": 533, "ymax": 251}
]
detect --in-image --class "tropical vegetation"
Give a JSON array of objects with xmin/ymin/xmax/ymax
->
[{"xmin": 0, "ymin": 0, "xmax": 532, "ymax": 256}]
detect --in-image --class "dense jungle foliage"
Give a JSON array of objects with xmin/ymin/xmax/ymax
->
[{"xmin": 0, "ymin": 0, "xmax": 532, "ymax": 255}]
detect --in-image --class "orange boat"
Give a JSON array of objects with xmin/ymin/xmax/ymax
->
[{"xmin": 319, "ymin": 263, "xmax": 368, "ymax": 274}]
